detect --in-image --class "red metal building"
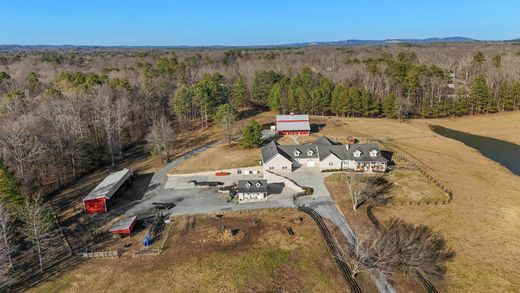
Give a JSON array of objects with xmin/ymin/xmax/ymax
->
[
  {"xmin": 275, "ymin": 114, "xmax": 310, "ymax": 135},
  {"xmin": 83, "ymin": 169, "xmax": 133, "ymax": 214},
  {"xmin": 109, "ymin": 216, "xmax": 137, "ymax": 235}
]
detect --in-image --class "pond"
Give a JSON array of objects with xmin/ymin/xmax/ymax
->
[{"xmin": 431, "ymin": 125, "xmax": 520, "ymax": 176}]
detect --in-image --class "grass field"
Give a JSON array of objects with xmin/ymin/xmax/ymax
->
[
  {"xmin": 314, "ymin": 113, "xmax": 520, "ymax": 292},
  {"xmin": 430, "ymin": 112, "xmax": 520, "ymax": 145},
  {"xmin": 169, "ymin": 142, "xmax": 261, "ymax": 174},
  {"xmin": 30, "ymin": 210, "xmax": 346, "ymax": 293}
]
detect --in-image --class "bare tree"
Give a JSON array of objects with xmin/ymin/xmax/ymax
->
[
  {"xmin": 343, "ymin": 218, "xmax": 455, "ymax": 282},
  {"xmin": 0, "ymin": 114, "xmax": 44, "ymax": 189},
  {"xmin": 19, "ymin": 195, "xmax": 57, "ymax": 273},
  {"xmin": 0, "ymin": 202, "xmax": 14, "ymax": 278},
  {"xmin": 345, "ymin": 174, "xmax": 391, "ymax": 210},
  {"xmin": 146, "ymin": 114, "xmax": 174, "ymax": 163},
  {"xmin": 0, "ymin": 202, "xmax": 14, "ymax": 267}
]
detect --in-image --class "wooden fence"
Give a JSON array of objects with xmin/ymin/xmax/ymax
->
[
  {"xmin": 382, "ymin": 142, "xmax": 454, "ymax": 205},
  {"xmin": 81, "ymin": 250, "xmax": 119, "ymax": 258}
]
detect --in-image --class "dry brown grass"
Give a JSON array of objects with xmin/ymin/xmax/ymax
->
[
  {"xmin": 169, "ymin": 142, "xmax": 261, "ymax": 174},
  {"xmin": 313, "ymin": 114, "xmax": 520, "ymax": 292},
  {"xmin": 430, "ymin": 112, "xmax": 520, "ymax": 145},
  {"xmin": 30, "ymin": 210, "xmax": 346, "ymax": 293}
]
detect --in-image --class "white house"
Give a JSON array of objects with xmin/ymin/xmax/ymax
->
[
  {"xmin": 237, "ymin": 180, "xmax": 268, "ymax": 202},
  {"xmin": 261, "ymin": 136, "xmax": 388, "ymax": 172}
]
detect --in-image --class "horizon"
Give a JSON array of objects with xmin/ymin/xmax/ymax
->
[
  {"xmin": 1, "ymin": 36, "xmax": 518, "ymax": 48},
  {"xmin": 2, "ymin": 1, "xmax": 520, "ymax": 46}
]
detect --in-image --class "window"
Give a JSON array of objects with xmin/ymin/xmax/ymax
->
[
  {"xmin": 353, "ymin": 150, "xmax": 361, "ymax": 157},
  {"xmin": 294, "ymin": 150, "xmax": 300, "ymax": 156},
  {"xmin": 370, "ymin": 150, "xmax": 378, "ymax": 157},
  {"xmin": 269, "ymin": 166, "xmax": 274, "ymax": 170},
  {"xmin": 255, "ymin": 182, "xmax": 261, "ymax": 188},
  {"xmin": 307, "ymin": 149, "xmax": 314, "ymax": 156},
  {"xmin": 282, "ymin": 166, "xmax": 288, "ymax": 169},
  {"xmin": 329, "ymin": 162, "xmax": 334, "ymax": 166}
]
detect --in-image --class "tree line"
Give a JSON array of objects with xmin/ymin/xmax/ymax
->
[{"xmin": 1, "ymin": 48, "xmax": 520, "ymax": 200}]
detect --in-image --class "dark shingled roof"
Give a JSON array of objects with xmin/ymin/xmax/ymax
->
[
  {"xmin": 277, "ymin": 144, "xmax": 318, "ymax": 159},
  {"xmin": 261, "ymin": 136, "xmax": 388, "ymax": 164},
  {"xmin": 313, "ymin": 136, "xmax": 335, "ymax": 146},
  {"xmin": 237, "ymin": 180, "xmax": 268, "ymax": 193},
  {"xmin": 349, "ymin": 143, "xmax": 388, "ymax": 163}
]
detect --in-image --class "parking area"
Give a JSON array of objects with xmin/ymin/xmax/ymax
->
[
  {"xmin": 283, "ymin": 167, "xmax": 330, "ymax": 197},
  {"xmin": 165, "ymin": 167, "xmax": 264, "ymax": 190},
  {"xmin": 126, "ymin": 166, "xmax": 300, "ymax": 218}
]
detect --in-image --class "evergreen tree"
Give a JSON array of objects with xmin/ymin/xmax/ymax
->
[
  {"xmin": 331, "ymin": 84, "xmax": 348, "ymax": 116},
  {"xmin": 230, "ymin": 77, "xmax": 248, "ymax": 108},
  {"xmin": 239, "ymin": 120, "xmax": 262, "ymax": 148},
  {"xmin": 214, "ymin": 104, "xmax": 238, "ymax": 146},
  {"xmin": 382, "ymin": 94, "xmax": 398, "ymax": 118},
  {"xmin": 0, "ymin": 158, "xmax": 20, "ymax": 205},
  {"xmin": 469, "ymin": 75, "xmax": 492, "ymax": 114},
  {"xmin": 313, "ymin": 76, "xmax": 333, "ymax": 116},
  {"xmin": 252, "ymin": 71, "xmax": 282, "ymax": 106}
]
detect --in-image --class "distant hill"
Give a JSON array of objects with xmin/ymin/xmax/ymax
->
[
  {"xmin": 1, "ymin": 37, "xmax": 519, "ymax": 51},
  {"xmin": 284, "ymin": 37, "xmax": 479, "ymax": 47}
]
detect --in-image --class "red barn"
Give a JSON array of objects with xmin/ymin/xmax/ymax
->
[
  {"xmin": 275, "ymin": 114, "xmax": 310, "ymax": 135},
  {"xmin": 109, "ymin": 216, "xmax": 137, "ymax": 236},
  {"xmin": 83, "ymin": 169, "xmax": 133, "ymax": 214}
]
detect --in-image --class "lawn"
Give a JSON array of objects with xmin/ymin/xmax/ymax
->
[
  {"xmin": 430, "ymin": 111, "xmax": 520, "ymax": 145},
  {"xmin": 30, "ymin": 210, "xmax": 346, "ymax": 293},
  {"xmin": 314, "ymin": 114, "xmax": 520, "ymax": 292},
  {"xmin": 168, "ymin": 142, "xmax": 261, "ymax": 174}
]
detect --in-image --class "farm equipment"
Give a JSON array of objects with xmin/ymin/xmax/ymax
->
[
  {"xmin": 152, "ymin": 202, "xmax": 176, "ymax": 210},
  {"xmin": 188, "ymin": 180, "xmax": 224, "ymax": 187}
]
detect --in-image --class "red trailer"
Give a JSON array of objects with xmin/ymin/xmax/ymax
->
[
  {"xmin": 83, "ymin": 169, "xmax": 133, "ymax": 214},
  {"xmin": 109, "ymin": 216, "xmax": 137, "ymax": 236}
]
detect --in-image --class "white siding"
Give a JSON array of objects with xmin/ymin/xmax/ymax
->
[
  {"xmin": 321, "ymin": 154, "xmax": 342, "ymax": 171},
  {"xmin": 238, "ymin": 192, "xmax": 267, "ymax": 201},
  {"xmin": 263, "ymin": 154, "xmax": 292, "ymax": 171}
]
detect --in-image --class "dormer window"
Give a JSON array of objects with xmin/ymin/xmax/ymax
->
[
  {"xmin": 353, "ymin": 150, "xmax": 362, "ymax": 157},
  {"xmin": 307, "ymin": 149, "xmax": 314, "ymax": 156},
  {"xmin": 246, "ymin": 182, "xmax": 251, "ymax": 188},
  {"xmin": 370, "ymin": 150, "xmax": 378, "ymax": 157},
  {"xmin": 294, "ymin": 150, "xmax": 301, "ymax": 156},
  {"xmin": 255, "ymin": 182, "xmax": 261, "ymax": 188}
]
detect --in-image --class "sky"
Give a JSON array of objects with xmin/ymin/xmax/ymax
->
[{"xmin": 1, "ymin": 0, "xmax": 519, "ymax": 46}]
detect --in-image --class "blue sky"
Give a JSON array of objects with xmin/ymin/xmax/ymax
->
[{"xmin": 1, "ymin": 0, "xmax": 519, "ymax": 46}]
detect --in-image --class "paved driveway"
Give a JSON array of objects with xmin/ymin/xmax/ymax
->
[
  {"xmin": 124, "ymin": 145, "xmax": 394, "ymax": 293},
  {"xmin": 283, "ymin": 167, "xmax": 330, "ymax": 197}
]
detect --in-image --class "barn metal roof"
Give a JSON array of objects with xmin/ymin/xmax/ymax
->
[
  {"xmin": 109, "ymin": 216, "xmax": 137, "ymax": 233},
  {"xmin": 83, "ymin": 169, "xmax": 133, "ymax": 201},
  {"xmin": 276, "ymin": 115, "xmax": 310, "ymax": 131}
]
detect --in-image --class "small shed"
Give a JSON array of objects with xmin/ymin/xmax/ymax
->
[
  {"xmin": 83, "ymin": 169, "xmax": 133, "ymax": 214},
  {"xmin": 110, "ymin": 216, "xmax": 138, "ymax": 236}
]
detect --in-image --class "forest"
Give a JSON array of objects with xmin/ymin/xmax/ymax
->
[{"xmin": 0, "ymin": 43, "xmax": 520, "ymax": 200}]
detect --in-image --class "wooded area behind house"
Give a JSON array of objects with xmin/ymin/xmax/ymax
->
[{"xmin": 0, "ymin": 43, "xmax": 520, "ymax": 199}]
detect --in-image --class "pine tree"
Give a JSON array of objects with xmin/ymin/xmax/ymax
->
[
  {"xmin": 230, "ymin": 77, "xmax": 248, "ymax": 108},
  {"xmin": 382, "ymin": 94, "xmax": 398, "ymax": 118},
  {"xmin": 469, "ymin": 75, "xmax": 491, "ymax": 114},
  {"xmin": 239, "ymin": 120, "xmax": 262, "ymax": 148},
  {"xmin": 0, "ymin": 158, "xmax": 20, "ymax": 206},
  {"xmin": 214, "ymin": 104, "xmax": 238, "ymax": 146}
]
